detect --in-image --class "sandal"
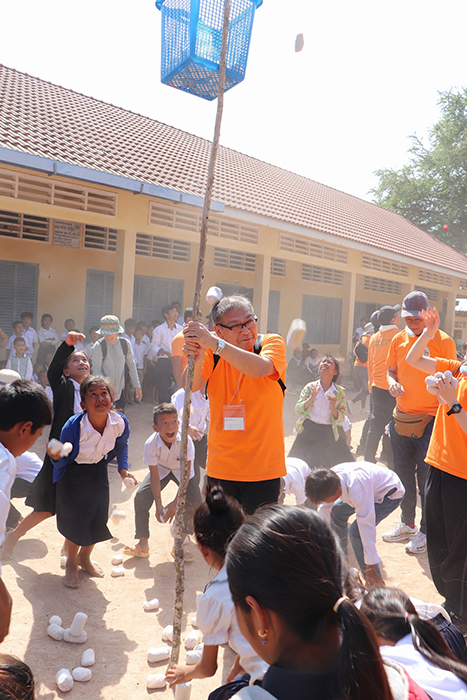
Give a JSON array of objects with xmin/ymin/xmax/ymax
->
[
  {"xmin": 123, "ymin": 544, "xmax": 149, "ymax": 558},
  {"xmin": 171, "ymin": 547, "xmax": 194, "ymax": 563}
]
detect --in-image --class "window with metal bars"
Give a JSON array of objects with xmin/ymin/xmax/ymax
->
[
  {"xmin": 361, "ymin": 254, "xmax": 409, "ymax": 277},
  {"xmin": 136, "ymin": 233, "xmax": 191, "ymax": 262},
  {"xmin": 213, "ymin": 247, "xmax": 256, "ymax": 271},
  {"xmin": 363, "ymin": 276, "xmax": 402, "ymax": 294},
  {"xmin": 302, "ymin": 264, "xmax": 343, "ymax": 285},
  {"xmin": 84, "ymin": 225, "xmax": 117, "ymax": 251},
  {"xmin": 418, "ymin": 269, "xmax": 452, "ymax": 287},
  {"xmin": 279, "ymin": 232, "xmax": 348, "ymax": 263},
  {"xmin": 0, "ymin": 210, "xmax": 50, "ymax": 242},
  {"xmin": 270, "ymin": 257, "xmax": 286, "ymax": 276}
]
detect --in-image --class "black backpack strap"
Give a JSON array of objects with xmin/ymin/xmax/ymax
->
[
  {"xmin": 120, "ymin": 337, "xmax": 132, "ymax": 358},
  {"xmin": 98, "ymin": 336, "xmax": 107, "ymax": 361}
]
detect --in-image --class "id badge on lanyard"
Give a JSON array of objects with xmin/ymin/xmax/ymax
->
[{"xmin": 223, "ymin": 372, "xmax": 246, "ymax": 430}]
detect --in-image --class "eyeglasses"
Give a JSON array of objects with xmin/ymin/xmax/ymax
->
[{"xmin": 216, "ymin": 316, "xmax": 258, "ymax": 333}]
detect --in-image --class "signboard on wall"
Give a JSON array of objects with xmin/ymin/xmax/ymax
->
[{"xmin": 53, "ymin": 220, "xmax": 81, "ymax": 248}]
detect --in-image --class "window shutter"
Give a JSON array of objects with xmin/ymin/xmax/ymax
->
[
  {"xmin": 0, "ymin": 261, "xmax": 39, "ymax": 331},
  {"xmin": 84, "ymin": 270, "xmax": 115, "ymax": 333},
  {"xmin": 132, "ymin": 275, "xmax": 184, "ymax": 323}
]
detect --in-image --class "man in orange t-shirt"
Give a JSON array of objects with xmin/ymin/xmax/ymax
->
[
  {"xmin": 364, "ymin": 304, "xmax": 400, "ymax": 463},
  {"xmin": 183, "ymin": 295, "xmax": 287, "ymax": 514},
  {"xmin": 384, "ymin": 291, "xmax": 456, "ymax": 556}
]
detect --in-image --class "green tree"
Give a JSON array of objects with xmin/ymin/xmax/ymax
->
[{"xmin": 371, "ymin": 89, "xmax": 467, "ymax": 252}]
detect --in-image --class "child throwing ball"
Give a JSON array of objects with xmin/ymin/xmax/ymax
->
[{"xmin": 52, "ymin": 375, "xmax": 136, "ymax": 588}]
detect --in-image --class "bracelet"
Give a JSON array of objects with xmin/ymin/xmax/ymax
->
[{"xmin": 423, "ymin": 328, "xmax": 435, "ymax": 340}]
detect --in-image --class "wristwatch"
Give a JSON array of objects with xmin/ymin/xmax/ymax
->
[
  {"xmin": 447, "ymin": 403, "xmax": 462, "ymax": 415},
  {"xmin": 213, "ymin": 338, "xmax": 226, "ymax": 356}
]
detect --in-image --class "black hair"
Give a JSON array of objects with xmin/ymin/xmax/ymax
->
[
  {"xmin": 361, "ymin": 588, "xmax": 467, "ymax": 685},
  {"xmin": 320, "ymin": 355, "xmax": 340, "ymax": 383},
  {"xmin": 0, "ymin": 380, "xmax": 52, "ymax": 433},
  {"xmin": 135, "ymin": 321, "xmax": 147, "ymax": 332},
  {"xmin": 37, "ymin": 370, "xmax": 47, "ymax": 379},
  {"xmin": 11, "ymin": 321, "xmax": 22, "ymax": 331},
  {"xmin": 211, "ymin": 296, "xmax": 254, "ymax": 325},
  {"xmin": 311, "ymin": 347, "xmax": 318, "ymax": 353},
  {"xmin": 305, "ymin": 468, "xmax": 341, "ymax": 504},
  {"xmin": 79, "ymin": 375, "xmax": 114, "ymax": 403},
  {"xmin": 161, "ymin": 304, "xmax": 176, "ymax": 319},
  {"xmin": 12, "ymin": 337, "xmax": 26, "ymax": 347},
  {"xmin": 63, "ymin": 350, "xmax": 89, "ymax": 372},
  {"xmin": 184, "ymin": 307, "xmax": 193, "ymax": 323},
  {"xmin": 153, "ymin": 402, "xmax": 178, "ymax": 424},
  {"xmin": 41, "ymin": 313, "xmax": 53, "ymax": 324},
  {"xmin": 88, "ymin": 325, "xmax": 99, "ymax": 335},
  {"xmin": 124, "ymin": 318, "xmax": 136, "ymax": 329},
  {"xmin": 194, "ymin": 484, "xmax": 244, "ymax": 562},
  {"xmin": 20, "ymin": 312, "xmax": 33, "ymax": 320},
  {"xmin": 0, "ymin": 654, "xmax": 35, "ymax": 700},
  {"xmin": 64, "ymin": 318, "xmax": 75, "ymax": 327},
  {"xmin": 226, "ymin": 507, "xmax": 393, "ymax": 700}
]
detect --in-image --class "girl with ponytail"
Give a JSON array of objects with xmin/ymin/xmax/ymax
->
[
  {"xmin": 361, "ymin": 587, "xmax": 467, "ymax": 700},
  {"xmin": 166, "ymin": 485, "xmax": 268, "ymax": 697},
  {"xmin": 225, "ymin": 506, "xmax": 428, "ymax": 700}
]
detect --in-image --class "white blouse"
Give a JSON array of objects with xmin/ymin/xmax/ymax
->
[
  {"xmin": 197, "ymin": 566, "xmax": 268, "ymax": 683},
  {"xmin": 75, "ymin": 411, "xmax": 125, "ymax": 464}
]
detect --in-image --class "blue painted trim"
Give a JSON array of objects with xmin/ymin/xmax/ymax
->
[{"xmin": 0, "ymin": 146, "xmax": 224, "ymax": 212}]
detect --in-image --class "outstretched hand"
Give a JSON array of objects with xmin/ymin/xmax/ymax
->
[{"xmin": 420, "ymin": 307, "xmax": 440, "ymax": 337}]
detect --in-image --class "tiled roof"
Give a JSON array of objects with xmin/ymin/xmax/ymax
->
[{"xmin": 1, "ymin": 63, "xmax": 467, "ymax": 275}]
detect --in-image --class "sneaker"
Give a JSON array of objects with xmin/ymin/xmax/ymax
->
[
  {"xmin": 405, "ymin": 531, "xmax": 426, "ymax": 554},
  {"xmin": 382, "ymin": 522, "xmax": 418, "ymax": 542}
]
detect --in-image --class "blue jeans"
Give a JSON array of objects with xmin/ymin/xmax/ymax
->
[
  {"xmin": 389, "ymin": 417, "xmax": 433, "ymax": 533},
  {"xmin": 331, "ymin": 495, "xmax": 403, "ymax": 573}
]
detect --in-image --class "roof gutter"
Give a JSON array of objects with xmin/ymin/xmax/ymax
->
[{"xmin": 0, "ymin": 147, "xmax": 224, "ymax": 212}]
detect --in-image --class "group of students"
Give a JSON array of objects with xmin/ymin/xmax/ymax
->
[{"xmin": 3, "ymin": 290, "xmax": 467, "ymax": 697}]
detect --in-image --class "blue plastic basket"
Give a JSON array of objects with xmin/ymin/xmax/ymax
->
[{"xmin": 156, "ymin": 0, "xmax": 262, "ymax": 101}]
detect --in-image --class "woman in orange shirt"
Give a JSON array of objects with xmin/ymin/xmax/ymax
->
[{"xmin": 406, "ymin": 307, "xmax": 467, "ymax": 627}]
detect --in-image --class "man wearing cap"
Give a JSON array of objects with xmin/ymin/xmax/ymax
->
[
  {"xmin": 364, "ymin": 305, "xmax": 401, "ymax": 463},
  {"xmin": 383, "ymin": 291, "xmax": 456, "ymax": 555},
  {"xmin": 91, "ymin": 315, "xmax": 141, "ymax": 411}
]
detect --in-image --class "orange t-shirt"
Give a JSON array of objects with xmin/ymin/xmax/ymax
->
[
  {"xmin": 354, "ymin": 333, "xmax": 370, "ymax": 367},
  {"xmin": 171, "ymin": 330, "xmax": 188, "ymax": 373},
  {"xmin": 387, "ymin": 329, "xmax": 456, "ymax": 416},
  {"xmin": 368, "ymin": 327, "xmax": 400, "ymax": 391},
  {"xmin": 426, "ymin": 358, "xmax": 467, "ymax": 479},
  {"xmin": 201, "ymin": 333, "xmax": 287, "ymax": 482}
]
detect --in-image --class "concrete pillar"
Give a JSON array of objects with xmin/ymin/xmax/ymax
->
[
  {"xmin": 113, "ymin": 229, "xmax": 136, "ymax": 322},
  {"xmin": 253, "ymin": 254, "xmax": 271, "ymax": 333},
  {"xmin": 341, "ymin": 270, "xmax": 357, "ymax": 357},
  {"xmin": 443, "ymin": 290, "xmax": 457, "ymax": 337}
]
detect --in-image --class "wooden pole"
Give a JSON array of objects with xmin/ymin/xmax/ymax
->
[{"xmin": 170, "ymin": 0, "xmax": 231, "ymax": 669}]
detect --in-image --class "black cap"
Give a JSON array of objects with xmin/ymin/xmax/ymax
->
[{"xmin": 378, "ymin": 304, "xmax": 401, "ymax": 325}]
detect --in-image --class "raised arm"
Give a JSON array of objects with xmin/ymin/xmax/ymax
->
[{"xmin": 405, "ymin": 308, "xmax": 439, "ymax": 375}]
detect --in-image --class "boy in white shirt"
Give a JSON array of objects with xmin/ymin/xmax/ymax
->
[
  {"xmin": 123, "ymin": 403, "xmax": 201, "ymax": 561},
  {"xmin": 37, "ymin": 313, "xmax": 58, "ymax": 363},
  {"xmin": 83, "ymin": 326, "xmax": 99, "ymax": 358},
  {"xmin": 5, "ymin": 321, "xmax": 24, "ymax": 361},
  {"xmin": 20, "ymin": 312, "xmax": 38, "ymax": 357},
  {"xmin": 132, "ymin": 327, "xmax": 149, "ymax": 386},
  {"xmin": 306, "ymin": 461, "xmax": 405, "ymax": 589},
  {"xmin": 0, "ymin": 379, "xmax": 52, "ymax": 642},
  {"xmin": 280, "ymin": 457, "xmax": 312, "ymax": 507},
  {"xmin": 171, "ymin": 386, "xmax": 209, "ymax": 487},
  {"xmin": 6, "ymin": 339, "xmax": 33, "ymax": 380}
]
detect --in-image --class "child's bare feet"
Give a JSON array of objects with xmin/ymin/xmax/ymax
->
[
  {"xmin": 1, "ymin": 531, "xmax": 18, "ymax": 560},
  {"xmin": 78, "ymin": 555, "xmax": 104, "ymax": 578},
  {"xmin": 64, "ymin": 561, "xmax": 81, "ymax": 588}
]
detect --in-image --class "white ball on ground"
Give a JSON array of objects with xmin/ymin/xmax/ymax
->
[
  {"xmin": 143, "ymin": 598, "xmax": 160, "ymax": 611},
  {"xmin": 49, "ymin": 615, "xmax": 62, "ymax": 627},
  {"xmin": 147, "ymin": 673, "xmax": 166, "ymax": 689},
  {"xmin": 72, "ymin": 667, "xmax": 92, "ymax": 682},
  {"xmin": 56, "ymin": 669, "xmax": 73, "ymax": 692},
  {"xmin": 162, "ymin": 625, "xmax": 173, "ymax": 643},
  {"xmin": 81, "ymin": 649, "xmax": 95, "ymax": 667},
  {"xmin": 47, "ymin": 623, "xmax": 65, "ymax": 641},
  {"xmin": 184, "ymin": 629, "xmax": 202, "ymax": 649},
  {"xmin": 111, "ymin": 566, "xmax": 125, "ymax": 577},
  {"xmin": 147, "ymin": 647, "xmax": 171, "ymax": 663},
  {"xmin": 111, "ymin": 554, "xmax": 123, "ymax": 566}
]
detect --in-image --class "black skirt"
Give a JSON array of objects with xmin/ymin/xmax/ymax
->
[
  {"xmin": 25, "ymin": 454, "xmax": 56, "ymax": 514},
  {"xmin": 288, "ymin": 419, "xmax": 354, "ymax": 469},
  {"xmin": 55, "ymin": 458, "xmax": 112, "ymax": 546}
]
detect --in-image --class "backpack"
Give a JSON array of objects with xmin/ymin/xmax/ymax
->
[
  {"xmin": 206, "ymin": 334, "xmax": 286, "ymax": 398},
  {"xmin": 95, "ymin": 336, "xmax": 132, "ymax": 369},
  {"xmin": 354, "ymin": 339, "xmax": 368, "ymax": 363}
]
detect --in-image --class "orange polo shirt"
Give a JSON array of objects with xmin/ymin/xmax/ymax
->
[
  {"xmin": 368, "ymin": 326, "xmax": 400, "ymax": 391},
  {"xmin": 387, "ymin": 329, "xmax": 456, "ymax": 416},
  {"xmin": 201, "ymin": 333, "xmax": 287, "ymax": 482},
  {"xmin": 426, "ymin": 358, "xmax": 467, "ymax": 479},
  {"xmin": 171, "ymin": 330, "xmax": 188, "ymax": 372}
]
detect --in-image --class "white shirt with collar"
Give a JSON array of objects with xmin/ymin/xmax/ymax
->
[
  {"xmin": 70, "ymin": 378, "xmax": 82, "ymax": 415},
  {"xmin": 143, "ymin": 431, "xmax": 195, "ymax": 481},
  {"xmin": 151, "ymin": 321, "xmax": 183, "ymax": 356},
  {"xmin": 379, "ymin": 324, "xmax": 399, "ymax": 332},
  {"xmin": 318, "ymin": 461, "xmax": 405, "ymax": 565},
  {"xmin": 0, "ymin": 443, "xmax": 17, "ymax": 569},
  {"xmin": 283, "ymin": 457, "xmax": 312, "ymax": 506},
  {"xmin": 132, "ymin": 338, "xmax": 150, "ymax": 369},
  {"xmin": 197, "ymin": 565, "xmax": 269, "ymax": 683},
  {"xmin": 171, "ymin": 388, "xmax": 209, "ymax": 434},
  {"xmin": 22, "ymin": 327, "xmax": 38, "ymax": 356},
  {"xmin": 38, "ymin": 327, "xmax": 58, "ymax": 345},
  {"xmin": 306, "ymin": 383, "xmax": 337, "ymax": 425},
  {"xmin": 75, "ymin": 411, "xmax": 125, "ymax": 464}
]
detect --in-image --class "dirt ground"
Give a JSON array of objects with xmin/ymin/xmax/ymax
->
[{"xmin": 1, "ymin": 388, "xmax": 442, "ymax": 699}]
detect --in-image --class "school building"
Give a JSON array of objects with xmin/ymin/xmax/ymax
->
[{"xmin": 1, "ymin": 63, "xmax": 467, "ymax": 361}]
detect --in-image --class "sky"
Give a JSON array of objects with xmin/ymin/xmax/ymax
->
[{"xmin": 1, "ymin": 0, "xmax": 467, "ymax": 201}]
